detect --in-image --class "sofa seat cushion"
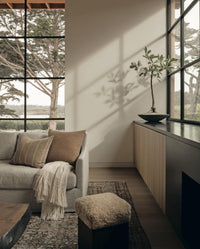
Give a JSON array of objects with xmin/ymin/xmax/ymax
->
[{"xmin": 0, "ymin": 160, "xmax": 76, "ymax": 190}]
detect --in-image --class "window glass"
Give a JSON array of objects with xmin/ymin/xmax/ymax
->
[
  {"xmin": 184, "ymin": 0, "xmax": 194, "ymax": 10},
  {"xmin": 27, "ymin": 10, "xmax": 65, "ymax": 37},
  {"xmin": 0, "ymin": 120, "xmax": 24, "ymax": 131},
  {"xmin": 170, "ymin": 0, "xmax": 181, "ymax": 26},
  {"xmin": 170, "ymin": 73, "xmax": 181, "ymax": 119},
  {"xmin": 0, "ymin": 38, "xmax": 24, "ymax": 78},
  {"xmin": 27, "ymin": 79, "xmax": 65, "ymax": 118},
  {"xmin": 0, "ymin": 5, "xmax": 65, "ymax": 131},
  {"xmin": 0, "ymin": 10, "xmax": 24, "ymax": 37},
  {"xmin": 27, "ymin": 120, "xmax": 64, "ymax": 131},
  {"xmin": 184, "ymin": 63, "xmax": 200, "ymax": 121},
  {"xmin": 170, "ymin": 24, "xmax": 181, "ymax": 70},
  {"xmin": 0, "ymin": 80, "xmax": 24, "ymax": 118},
  {"xmin": 184, "ymin": 1, "xmax": 200, "ymax": 64},
  {"xmin": 26, "ymin": 38, "xmax": 65, "ymax": 78},
  {"xmin": 168, "ymin": 0, "xmax": 200, "ymax": 124}
]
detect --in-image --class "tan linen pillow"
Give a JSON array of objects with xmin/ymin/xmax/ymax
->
[
  {"xmin": 10, "ymin": 134, "xmax": 54, "ymax": 168},
  {"xmin": 46, "ymin": 129, "xmax": 85, "ymax": 164}
]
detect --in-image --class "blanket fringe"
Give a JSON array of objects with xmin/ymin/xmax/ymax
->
[
  {"xmin": 33, "ymin": 161, "xmax": 72, "ymax": 220},
  {"xmin": 41, "ymin": 201, "xmax": 65, "ymax": 220}
]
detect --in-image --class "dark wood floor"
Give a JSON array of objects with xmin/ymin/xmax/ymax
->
[{"xmin": 89, "ymin": 167, "xmax": 185, "ymax": 249}]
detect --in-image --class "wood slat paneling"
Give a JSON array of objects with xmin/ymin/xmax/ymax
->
[{"xmin": 134, "ymin": 123, "xmax": 166, "ymax": 213}]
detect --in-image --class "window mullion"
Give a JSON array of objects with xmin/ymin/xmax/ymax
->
[
  {"xmin": 180, "ymin": 0, "xmax": 184, "ymax": 121},
  {"xmin": 24, "ymin": 0, "xmax": 27, "ymax": 131},
  {"xmin": 167, "ymin": 0, "xmax": 171, "ymax": 116}
]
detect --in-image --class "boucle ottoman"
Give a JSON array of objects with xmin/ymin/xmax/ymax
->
[{"xmin": 75, "ymin": 192, "xmax": 131, "ymax": 249}]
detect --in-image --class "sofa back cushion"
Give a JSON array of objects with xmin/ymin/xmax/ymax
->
[
  {"xmin": 0, "ymin": 132, "xmax": 18, "ymax": 160},
  {"xmin": 22, "ymin": 131, "xmax": 48, "ymax": 139},
  {"xmin": 10, "ymin": 134, "xmax": 53, "ymax": 168},
  {"xmin": 0, "ymin": 130, "xmax": 48, "ymax": 160},
  {"xmin": 46, "ymin": 129, "xmax": 85, "ymax": 165}
]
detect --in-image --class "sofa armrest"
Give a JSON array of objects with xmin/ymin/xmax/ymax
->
[{"xmin": 75, "ymin": 132, "xmax": 89, "ymax": 196}]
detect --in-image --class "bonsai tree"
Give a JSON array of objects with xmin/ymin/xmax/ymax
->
[{"xmin": 130, "ymin": 47, "xmax": 177, "ymax": 113}]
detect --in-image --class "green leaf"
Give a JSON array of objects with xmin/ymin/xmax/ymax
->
[{"xmin": 129, "ymin": 46, "xmax": 177, "ymax": 84}]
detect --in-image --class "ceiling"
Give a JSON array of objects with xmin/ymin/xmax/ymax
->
[{"xmin": 0, "ymin": 0, "xmax": 65, "ymax": 9}]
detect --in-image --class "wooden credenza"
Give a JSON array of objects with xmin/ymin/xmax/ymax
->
[
  {"xmin": 134, "ymin": 123, "xmax": 166, "ymax": 213},
  {"xmin": 134, "ymin": 121, "xmax": 200, "ymax": 249}
]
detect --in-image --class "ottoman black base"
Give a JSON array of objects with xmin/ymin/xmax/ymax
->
[{"xmin": 78, "ymin": 218, "xmax": 129, "ymax": 249}]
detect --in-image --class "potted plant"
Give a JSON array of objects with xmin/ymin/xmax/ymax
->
[{"xmin": 130, "ymin": 47, "xmax": 177, "ymax": 122}]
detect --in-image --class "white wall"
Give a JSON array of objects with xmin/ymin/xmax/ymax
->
[{"xmin": 65, "ymin": 0, "xmax": 167, "ymax": 167}]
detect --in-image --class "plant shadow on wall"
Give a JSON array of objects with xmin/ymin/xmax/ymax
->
[
  {"xmin": 92, "ymin": 70, "xmax": 137, "ymax": 165},
  {"xmin": 92, "ymin": 69, "xmax": 149, "ymax": 164},
  {"xmin": 94, "ymin": 48, "xmax": 176, "ymax": 115},
  {"xmin": 94, "ymin": 68, "xmax": 157, "ymax": 115},
  {"xmin": 94, "ymin": 70, "xmax": 139, "ymax": 109}
]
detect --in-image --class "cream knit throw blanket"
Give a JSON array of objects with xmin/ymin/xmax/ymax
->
[{"xmin": 33, "ymin": 161, "xmax": 72, "ymax": 220}]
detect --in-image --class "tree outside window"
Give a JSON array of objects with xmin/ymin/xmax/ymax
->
[
  {"xmin": 0, "ymin": 4, "xmax": 65, "ymax": 131},
  {"xmin": 168, "ymin": 0, "xmax": 200, "ymax": 123}
]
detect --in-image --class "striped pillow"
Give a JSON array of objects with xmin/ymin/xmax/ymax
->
[{"xmin": 10, "ymin": 134, "xmax": 53, "ymax": 168}]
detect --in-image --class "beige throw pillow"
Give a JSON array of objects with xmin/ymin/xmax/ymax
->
[
  {"xmin": 46, "ymin": 129, "xmax": 85, "ymax": 164},
  {"xmin": 10, "ymin": 134, "xmax": 54, "ymax": 168}
]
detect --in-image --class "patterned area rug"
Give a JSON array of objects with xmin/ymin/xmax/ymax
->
[{"xmin": 13, "ymin": 181, "xmax": 152, "ymax": 249}]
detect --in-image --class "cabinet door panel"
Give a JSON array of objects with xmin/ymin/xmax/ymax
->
[{"xmin": 134, "ymin": 124, "xmax": 166, "ymax": 213}]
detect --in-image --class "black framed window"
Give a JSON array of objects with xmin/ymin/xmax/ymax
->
[
  {"xmin": 167, "ymin": 0, "xmax": 200, "ymax": 124},
  {"xmin": 0, "ymin": 0, "xmax": 65, "ymax": 131}
]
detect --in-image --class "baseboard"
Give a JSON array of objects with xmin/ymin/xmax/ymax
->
[{"xmin": 89, "ymin": 162, "xmax": 135, "ymax": 168}]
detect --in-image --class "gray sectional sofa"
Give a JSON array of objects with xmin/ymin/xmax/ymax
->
[{"xmin": 0, "ymin": 130, "xmax": 89, "ymax": 212}]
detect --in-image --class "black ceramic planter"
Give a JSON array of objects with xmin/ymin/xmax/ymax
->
[{"xmin": 138, "ymin": 113, "xmax": 169, "ymax": 123}]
